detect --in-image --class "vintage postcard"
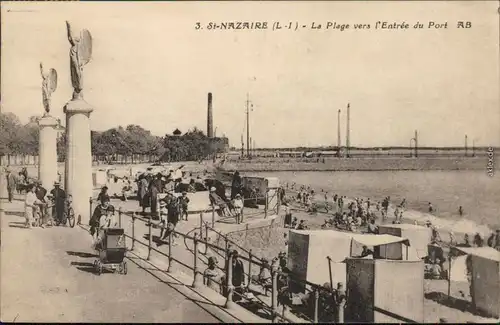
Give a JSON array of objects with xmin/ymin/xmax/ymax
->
[{"xmin": 1, "ymin": 1, "xmax": 499, "ymax": 323}]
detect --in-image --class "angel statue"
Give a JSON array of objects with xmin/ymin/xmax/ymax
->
[
  {"xmin": 40, "ymin": 63, "xmax": 57, "ymax": 114},
  {"xmin": 66, "ymin": 21, "xmax": 92, "ymax": 99}
]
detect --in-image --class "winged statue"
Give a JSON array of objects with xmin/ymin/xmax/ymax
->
[
  {"xmin": 66, "ymin": 21, "xmax": 93, "ymax": 99},
  {"xmin": 40, "ymin": 63, "xmax": 58, "ymax": 114}
]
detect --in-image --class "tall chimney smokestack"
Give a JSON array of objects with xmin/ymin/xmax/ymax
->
[
  {"xmin": 207, "ymin": 93, "xmax": 213, "ymax": 138},
  {"xmin": 414, "ymin": 130, "xmax": 418, "ymax": 158},
  {"xmin": 346, "ymin": 103, "xmax": 350, "ymax": 158},
  {"xmin": 337, "ymin": 109, "xmax": 341, "ymax": 157}
]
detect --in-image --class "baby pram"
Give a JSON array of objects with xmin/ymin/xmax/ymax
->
[{"xmin": 93, "ymin": 228, "xmax": 128, "ymax": 275}]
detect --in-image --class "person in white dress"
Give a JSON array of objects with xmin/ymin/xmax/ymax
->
[
  {"xmin": 233, "ymin": 194, "xmax": 244, "ymax": 224},
  {"xmin": 24, "ymin": 185, "xmax": 42, "ymax": 228}
]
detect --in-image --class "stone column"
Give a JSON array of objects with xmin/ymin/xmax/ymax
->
[
  {"xmin": 64, "ymin": 99, "xmax": 93, "ymax": 223},
  {"xmin": 38, "ymin": 114, "xmax": 59, "ymax": 190}
]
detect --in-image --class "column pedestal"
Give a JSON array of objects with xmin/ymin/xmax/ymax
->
[
  {"xmin": 38, "ymin": 114, "xmax": 59, "ymax": 190},
  {"xmin": 64, "ymin": 99, "xmax": 93, "ymax": 223}
]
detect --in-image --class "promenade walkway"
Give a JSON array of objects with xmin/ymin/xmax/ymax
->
[{"xmin": 0, "ymin": 192, "xmax": 266, "ymax": 323}]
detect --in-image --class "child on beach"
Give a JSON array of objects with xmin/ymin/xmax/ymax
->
[
  {"xmin": 159, "ymin": 199, "xmax": 169, "ymax": 239},
  {"xmin": 233, "ymin": 194, "xmax": 244, "ymax": 224},
  {"xmin": 179, "ymin": 191, "xmax": 190, "ymax": 221}
]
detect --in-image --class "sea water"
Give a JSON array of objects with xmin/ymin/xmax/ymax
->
[{"xmin": 254, "ymin": 170, "xmax": 500, "ymax": 233}]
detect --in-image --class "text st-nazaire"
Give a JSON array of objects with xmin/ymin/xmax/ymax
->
[{"xmin": 309, "ymin": 21, "xmax": 411, "ymax": 31}]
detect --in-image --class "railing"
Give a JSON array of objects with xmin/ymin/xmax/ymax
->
[
  {"xmin": 88, "ymin": 187, "xmax": 418, "ymax": 323},
  {"xmin": 212, "ymin": 189, "xmax": 280, "ymax": 222},
  {"xmin": 90, "ymin": 179, "xmax": 423, "ymax": 323},
  {"xmin": 111, "ymin": 205, "xmax": 341, "ymax": 323}
]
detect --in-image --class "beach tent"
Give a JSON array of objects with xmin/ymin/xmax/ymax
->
[
  {"xmin": 346, "ymin": 258, "xmax": 424, "ymax": 323},
  {"xmin": 350, "ymin": 233, "xmax": 412, "ymax": 260},
  {"xmin": 379, "ymin": 223, "xmax": 431, "ymax": 260},
  {"xmin": 450, "ymin": 246, "xmax": 500, "ymax": 318},
  {"xmin": 92, "ymin": 169, "xmax": 108, "ymax": 189},
  {"xmin": 287, "ymin": 230, "xmax": 412, "ymax": 293}
]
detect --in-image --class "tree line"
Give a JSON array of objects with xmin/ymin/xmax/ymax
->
[{"xmin": 0, "ymin": 112, "xmax": 227, "ymax": 163}]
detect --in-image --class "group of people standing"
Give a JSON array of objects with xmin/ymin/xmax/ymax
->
[
  {"xmin": 157, "ymin": 191, "xmax": 191, "ymax": 245},
  {"xmin": 22, "ymin": 180, "xmax": 69, "ymax": 229},
  {"xmin": 136, "ymin": 168, "xmax": 192, "ymax": 218}
]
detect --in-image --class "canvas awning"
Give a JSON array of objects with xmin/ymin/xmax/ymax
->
[
  {"xmin": 351, "ymin": 234, "xmax": 410, "ymax": 247},
  {"xmin": 451, "ymin": 246, "xmax": 500, "ymax": 262}
]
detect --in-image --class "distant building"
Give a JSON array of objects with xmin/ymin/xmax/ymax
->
[
  {"xmin": 213, "ymin": 136, "xmax": 229, "ymax": 153},
  {"xmin": 172, "ymin": 128, "xmax": 182, "ymax": 136}
]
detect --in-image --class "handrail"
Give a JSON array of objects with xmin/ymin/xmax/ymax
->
[
  {"xmin": 180, "ymin": 221, "xmax": 331, "ymax": 291},
  {"xmin": 91, "ymin": 188, "xmax": 351, "ymax": 323},
  {"xmin": 97, "ymin": 179, "xmax": 420, "ymax": 323},
  {"xmin": 120, "ymin": 213, "xmax": 299, "ymax": 322},
  {"xmin": 116, "ymin": 209, "xmax": 341, "ymax": 323},
  {"xmin": 203, "ymin": 221, "xmax": 253, "ymax": 257},
  {"xmin": 117, "ymin": 204, "xmax": 329, "ymax": 292}
]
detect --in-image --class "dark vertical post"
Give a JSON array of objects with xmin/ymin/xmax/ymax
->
[
  {"xmin": 415, "ymin": 129, "xmax": 419, "ymax": 158},
  {"xmin": 271, "ymin": 260, "xmax": 279, "ymax": 323},
  {"xmin": 192, "ymin": 232, "xmax": 203, "ymax": 288},
  {"xmin": 327, "ymin": 256, "xmax": 333, "ymax": 290},
  {"xmin": 89, "ymin": 197, "xmax": 93, "ymax": 225},
  {"xmin": 346, "ymin": 103, "xmax": 350, "ymax": 158},
  {"xmin": 265, "ymin": 190, "xmax": 268, "ymax": 218},
  {"xmin": 131, "ymin": 213, "xmax": 136, "ymax": 251},
  {"xmin": 247, "ymin": 249, "xmax": 253, "ymax": 290},
  {"xmin": 207, "ymin": 93, "xmax": 214, "ymax": 138},
  {"xmin": 224, "ymin": 251, "xmax": 235, "ymax": 309},
  {"xmin": 448, "ymin": 255, "xmax": 452, "ymax": 297},
  {"xmin": 211, "ymin": 205, "xmax": 215, "ymax": 228},
  {"xmin": 147, "ymin": 218, "xmax": 152, "ymax": 260},
  {"xmin": 118, "ymin": 207, "xmax": 122, "ymax": 228},
  {"xmin": 246, "ymin": 93, "xmax": 250, "ymax": 158},
  {"xmin": 167, "ymin": 231, "xmax": 173, "ymax": 273},
  {"xmin": 465, "ymin": 134, "xmax": 468, "ymax": 157},
  {"xmin": 337, "ymin": 109, "xmax": 341, "ymax": 158},
  {"xmin": 277, "ymin": 188, "xmax": 281, "ymax": 215},
  {"xmin": 313, "ymin": 288, "xmax": 320, "ymax": 323},
  {"xmin": 204, "ymin": 222, "xmax": 209, "ymax": 255}
]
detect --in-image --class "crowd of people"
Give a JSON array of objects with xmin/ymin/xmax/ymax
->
[
  {"xmin": 281, "ymin": 182, "xmax": 500, "ymax": 252},
  {"xmin": 22, "ymin": 180, "xmax": 70, "ymax": 229}
]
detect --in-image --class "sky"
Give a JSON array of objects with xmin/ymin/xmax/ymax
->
[{"xmin": 1, "ymin": 1, "xmax": 499, "ymax": 148}]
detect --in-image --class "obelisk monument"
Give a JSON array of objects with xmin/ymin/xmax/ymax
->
[
  {"xmin": 38, "ymin": 63, "xmax": 59, "ymax": 190},
  {"xmin": 63, "ymin": 21, "xmax": 94, "ymax": 222}
]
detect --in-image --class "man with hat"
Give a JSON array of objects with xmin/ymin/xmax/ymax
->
[
  {"xmin": 5, "ymin": 167, "xmax": 17, "ymax": 203},
  {"xmin": 90, "ymin": 196, "xmax": 114, "ymax": 237},
  {"xmin": 230, "ymin": 250, "xmax": 246, "ymax": 301},
  {"xmin": 97, "ymin": 186, "xmax": 110, "ymax": 205},
  {"xmin": 93, "ymin": 204, "xmax": 118, "ymax": 250},
  {"xmin": 34, "ymin": 180, "xmax": 48, "ymax": 227},
  {"xmin": 50, "ymin": 181, "xmax": 66, "ymax": 226},
  {"xmin": 167, "ymin": 196, "xmax": 180, "ymax": 230},
  {"xmin": 178, "ymin": 191, "xmax": 190, "ymax": 221}
]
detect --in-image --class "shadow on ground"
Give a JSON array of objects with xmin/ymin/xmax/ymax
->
[
  {"xmin": 8, "ymin": 221, "xmax": 27, "ymax": 229},
  {"xmin": 424, "ymin": 291, "xmax": 488, "ymax": 318},
  {"xmin": 143, "ymin": 234, "xmax": 167, "ymax": 246},
  {"xmin": 74, "ymin": 262, "xmax": 117, "ymax": 275},
  {"xmin": 71, "ymin": 261, "xmax": 94, "ymax": 267},
  {"xmin": 6, "ymin": 211, "xmax": 26, "ymax": 218},
  {"xmin": 125, "ymin": 255, "xmax": 233, "ymax": 323},
  {"xmin": 67, "ymin": 251, "xmax": 97, "ymax": 258}
]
